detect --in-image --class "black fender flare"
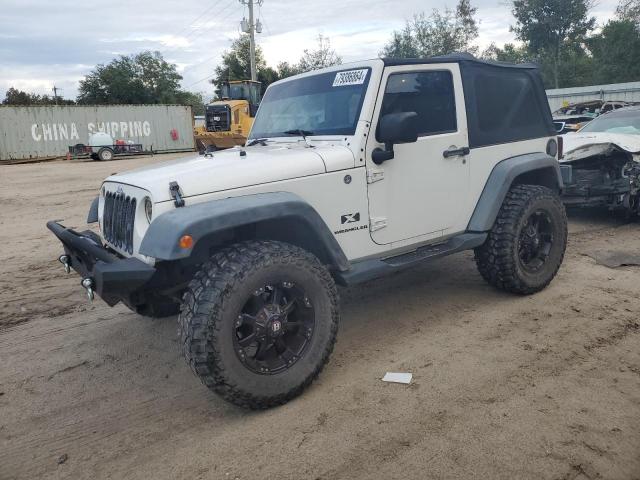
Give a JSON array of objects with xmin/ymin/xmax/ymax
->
[
  {"xmin": 87, "ymin": 196, "xmax": 99, "ymax": 223},
  {"xmin": 139, "ymin": 192, "xmax": 350, "ymax": 271},
  {"xmin": 467, "ymin": 152, "xmax": 563, "ymax": 232}
]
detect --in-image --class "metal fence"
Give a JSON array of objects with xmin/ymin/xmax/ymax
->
[
  {"xmin": 0, "ymin": 104, "xmax": 195, "ymax": 162},
  {"xmin": 546, "ymin": 81, "xmax": 640, "ymax": 112}
]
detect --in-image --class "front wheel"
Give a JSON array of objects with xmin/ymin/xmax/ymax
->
[
  {"xmin": 179, "ymin": 241, "xmax": 339, "ymax": 409},
  {"xmin": 475, "ymin": 184, "xmax": 567, "ymax": 295}
]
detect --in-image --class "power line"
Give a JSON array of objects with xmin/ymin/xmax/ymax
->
[
  {"xmin": 184, "ymin": 37, "xmax": 236, "ymax": 88},
  {"xmin": 181, "ymin": 0, "xmax": 239, "ymax": 42},
  {"xmin": 161, "ymin": 0, "xmax": 240, "ymax": 55},
  {"xmin": 257, "ymin": 2, "xmax": 272, "ymax": 36},
  {"xmin": 182, "ymin": 54, "xmax": 220, "ymax": 73},
  {"xmin": 260, "ymin": 12, "xmax": 272, "ymax": 36},
  {"xmin": 187, "ymin": 72, "xmax": 217, "ymax": 88},
  {"xmin": 173, "ymin": 0, "xmax": 224, "ymax": 38},
  {"xmin": 184, "ymin": 0, "xmax": 264, "ymax": 87}
]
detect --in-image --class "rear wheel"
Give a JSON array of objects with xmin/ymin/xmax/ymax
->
[
  {"xmin": 475, "ymin": 184, "xmax": 567, "ymax": 295},
  {"xmin": 97, "ymin": 147, "xmax": 113, "ymax": 161},
  {"xmin": 179, "ymin": 241, "xmax": 339, "ymax": 409}
]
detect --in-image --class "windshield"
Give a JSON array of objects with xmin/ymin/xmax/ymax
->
[
  {"xmin": 221, "ymin": 82, "xmax": 261, "ymax": 104},
  {"xmin": 579, "ymin": 109, "xmax": 640, "ymax": 135},
  {"xmin": 249, "ymin": 68, "xmax": 371, "ymax": 139}
]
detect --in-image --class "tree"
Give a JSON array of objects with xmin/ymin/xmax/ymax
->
[
  {"xmin": 481, "ymin": 42, "xmax": 593, "ymax": 88},
  {"xmin": 617, "ymin": 0, "xmax": 640, "ymax": 23},
  {"xmin": 481, "ymin": 43, "xmax": 532, "ymax": 63},
  {"xmin": 211, "ymin": 35, "xmax": 292, "ymax": 94},
  {"xmin": 510, "ymin": 0, "xmax": 596, "ymax": 88},
  {"xmin": 212, "ymin": 35, "xmax": 272, "ymax": 95},
  {"xmin": 211, "ymin": 34, "xmax": 343, "ymax": 97},
  {"xmin": 275, "ymin": 61, "xmax": 301, "ymax": 78},
  {"xmin": 77, "ymin": 51, "xmax": 195, "ymax": 105},
  {"xmin": 2, "ymin": 87, "xmax": 37, "ymax": 105},
  {"xmin": 589, "ymin": 19, "xmax": 640, "ymax": 84},
  {"xmin": 297, "ymin": 34, "xmax": 342, "ymax": 72},
  {"xmin": 175, "ymin": 91, "xmax": 205, "ymax": 116},
  {"xmin": 2, "ymin": 87, "xmax": 74, "ymax": 105},
  {"xmin": 380, "ymin": 0, "xmax": 479, "ymax": 58}
]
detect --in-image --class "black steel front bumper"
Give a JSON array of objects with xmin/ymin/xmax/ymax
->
[{"xmin": 46, "ymin": 221, "xmax": 156, "ymax": 306}]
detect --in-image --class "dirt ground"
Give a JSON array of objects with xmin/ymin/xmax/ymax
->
[{"xmin": 1, "ymin": 154, "xmax": 639, "ymax": 480}]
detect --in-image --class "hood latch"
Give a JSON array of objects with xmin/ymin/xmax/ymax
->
[{"xmin": 169, "ymin": 181, "xmax": 185, "ymax": 208}]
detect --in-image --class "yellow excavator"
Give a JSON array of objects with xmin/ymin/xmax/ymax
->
[{"xmin": 194, "ymin": 80, "xmax": 262, "ymax": 152}]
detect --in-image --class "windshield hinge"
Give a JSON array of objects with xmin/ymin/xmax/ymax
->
[
  {"xmin": 366, "ymin": 168, "xmax": 384, "ymax": 184},
  {"xmin": 169, "ymin": 181, "xmax": 185, "ymax": 208},
  {"xmin": 370, "ymin": 217, "xmax": 388, "ymax": 232}
]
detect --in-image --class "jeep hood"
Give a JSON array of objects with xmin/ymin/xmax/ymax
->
[
  {"xmin": 105, "ymin": 144, "xmax": 354, "ymax": 202},
  {"xmin": 561, "ymin": 132, "xmax": 640, "ymax": 163}
]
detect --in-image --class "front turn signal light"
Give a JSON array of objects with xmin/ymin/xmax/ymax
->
[{"xmin": 179, "ymin": 235, "xmax": 194, "ymax": 249}]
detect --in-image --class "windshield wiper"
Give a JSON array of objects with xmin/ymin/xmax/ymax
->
[
  {"xmin": 283, "ymin": 129, "xmax": 314, "ymax": 147},
  {"xmin": 284, "ymin": 129, "xmax": 314, "ymax": 139}
]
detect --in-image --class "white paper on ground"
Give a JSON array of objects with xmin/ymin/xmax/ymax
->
[{"xmin": 382, "ymin": 372, "xmax": 412, "ymax": 384}]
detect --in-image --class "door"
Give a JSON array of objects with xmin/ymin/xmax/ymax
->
[{"xmin": 366, "ymin": 64, "xmax": 470, "ymax": 245}]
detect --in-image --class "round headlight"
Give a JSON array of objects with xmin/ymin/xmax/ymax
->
[{"xmin": 144, "ymin": 197, "xmax": 153, "ymax": 222}]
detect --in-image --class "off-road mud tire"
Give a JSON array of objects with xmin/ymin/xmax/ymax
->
[
  {"xmin": 475, "ymin": 184, "xmax": 567, "ymax": 295},
  {"xmin": 178, "ymin": 240, "xmax": 339, "ymax": 409}
]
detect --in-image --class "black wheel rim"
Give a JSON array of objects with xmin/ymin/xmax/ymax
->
[
  {"xmin": 233, "ymin": 282, "xmax": 315, "ymax": 375},
  {"xmin": 518, "ymin": 209, "xmax": 554, "ymax": 273}
]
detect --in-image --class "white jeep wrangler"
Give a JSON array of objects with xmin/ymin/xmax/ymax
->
[{"xmin": 48, "ymin": 54, "xmax": 567, "ymax": 409}]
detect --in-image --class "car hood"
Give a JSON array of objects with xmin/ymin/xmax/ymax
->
[
  {"xmin": 104, "ymin": 143, "xmax": 353, "ymax": 202},
  {"xmin": 561, "ymin": 132, "xmax": 640, "ymax": 163}
]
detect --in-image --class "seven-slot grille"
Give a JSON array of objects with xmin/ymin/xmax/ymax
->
[{"xmin": 103, "ymin": 191, "xmax": 136, "ymax": 254}]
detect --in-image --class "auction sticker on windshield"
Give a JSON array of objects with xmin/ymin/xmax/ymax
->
[{"xmin": 333, "ymin": 69, "xmax": 368, "ymax": 87}]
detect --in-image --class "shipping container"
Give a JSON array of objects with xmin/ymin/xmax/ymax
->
[
  {"xmin": 546, "ymin": 81, "xmax": 640, "ymax": 112},
  {"xmin": 0, "ymin": 104, "xmax": 195, "ymax": 162}
]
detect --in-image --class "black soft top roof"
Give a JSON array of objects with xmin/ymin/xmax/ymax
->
[
  {"xmin": 379, "ymin": 52, "xmax": 554, "ymax": 148},
  {"xmin": 381, "ymin": 52, "xmax": 539, "ymax": 70}
]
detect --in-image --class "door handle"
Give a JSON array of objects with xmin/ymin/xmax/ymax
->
[{"xmin": 443, "ymin": 146, "xmax": 470, "ymax": 158}]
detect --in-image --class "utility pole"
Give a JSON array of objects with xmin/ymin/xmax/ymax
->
[
  {"xmin": 52, "ymin": 85, "xmax": 60, "ymax": 105},
  {"xmin": 239, "ymin": 0, "xmax": 263, "ymax": 81}
]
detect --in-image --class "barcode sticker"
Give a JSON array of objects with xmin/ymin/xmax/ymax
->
[{"xmin": 332, "ymin": 69, "xmax": 368, "ymax": 87}]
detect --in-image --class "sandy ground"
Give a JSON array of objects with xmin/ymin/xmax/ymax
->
[{"xmin": 1, "ymin": 154, "xmax": 639, "ymax": 480}]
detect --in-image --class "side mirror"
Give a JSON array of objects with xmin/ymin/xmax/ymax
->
[
  {"xmin": 372, "ymin": 112, "xmax": 419, "ymax": 165},
  {"xmin": 553, "ymin": 121, "xmax": 565, "ymax": 134}
]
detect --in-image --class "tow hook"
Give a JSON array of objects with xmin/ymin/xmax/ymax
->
[
  {"xmin": 81, "ymin": 278, "xmax": 95, "ymax": 302},
  {"xmin": 59, "ymin": 254, "xmax": 71, "ymax": 273}
]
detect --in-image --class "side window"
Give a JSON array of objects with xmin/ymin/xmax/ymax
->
[
  {"xmin": 471, "ymin": 70, "xmax": 548, "ymax": 141},
  {"xmin": 378, "ymin": 71, "xmax": 457, "ymax": 139}
]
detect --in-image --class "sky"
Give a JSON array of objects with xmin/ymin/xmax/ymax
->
[{"xmin": 0, "ymin": 0, "xmax": 621, "ymax": 101}]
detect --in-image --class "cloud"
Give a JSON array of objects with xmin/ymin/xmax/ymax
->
[{"xmin": 0, "ymin": 0, "xmax": 620, "ymax": 100}]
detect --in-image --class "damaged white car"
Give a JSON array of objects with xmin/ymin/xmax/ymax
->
[{"xmin": 560, "ymin": 106, "xmax": 640, "ymax": 216}]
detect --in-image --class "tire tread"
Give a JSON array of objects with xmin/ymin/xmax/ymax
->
[
  {"xmin": 474, "ymin": 184, "xmax": 567, "ymax": 295},
  {"xmin": 178, "ymin": 240, "xmax": 339, "ymax": 409}
]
